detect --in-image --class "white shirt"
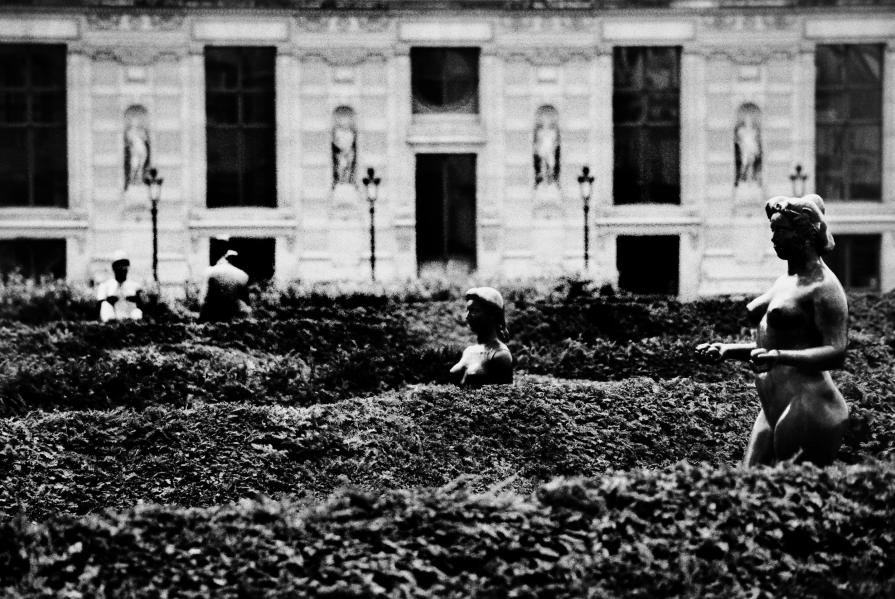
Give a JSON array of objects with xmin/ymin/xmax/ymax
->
[{"xmin": 97, "ymin": 278, "xmax": 142, "ymax": 321}]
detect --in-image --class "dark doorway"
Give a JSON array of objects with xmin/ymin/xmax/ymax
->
[
  {"xmin": 209, "ymin": 237, "xmax": 275, "ymax": 284},
  {"xmin": 617, "ymin": 235, "xmax": 679, "ymax": 295},
  {"xmin": 415, "ymin": 154, "xmax": 477, "ymax": 274}
]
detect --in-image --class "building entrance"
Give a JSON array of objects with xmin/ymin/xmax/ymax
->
[{"xmin": 415, "ymin": 154, "xmax": 477, "ymax": 275}]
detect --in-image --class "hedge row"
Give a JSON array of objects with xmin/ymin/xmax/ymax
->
[
  {"xmin": 4, "ymin": 376, "xmax": 893, "ymax": 521},
  {"xmin": 4, "ymin": 462, "xmax": 895, "ymax": 597},
  {"xmin": 3, "ymin": 328, "xmax": 893, "ymax": 416}
]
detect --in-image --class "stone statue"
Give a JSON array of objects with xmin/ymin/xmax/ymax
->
[
  {"xmin": 696, "ymin": 194, "xmax": 848, "ymax": 467},
  {"xmin": 734, "ymin": 103, "xmax": 762, "ymax": 186},
  {"xmin": 124, "ymin": 105, "xmax": 150, "ymax": 190},
  {"xmin": 450, "ymin": 287, "xmax": 514, "ymax": 386},
  {"xmin": 199, "ymin": 250, "xmax": 252, "ymax": 322},
  {"xmin": 332, "ymin": 106, "xmax": 357, "ymax": 186},
  {"xmin": 533, "ymin": 106, "xmax": 560, "ymax": 186}
]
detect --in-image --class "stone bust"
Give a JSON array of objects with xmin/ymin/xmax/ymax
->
[{"xmin": 450, "ymin": 287, "xmax": 514, "ymax": 387}]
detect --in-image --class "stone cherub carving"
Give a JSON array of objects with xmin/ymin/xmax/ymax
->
[
  {"xmin": 533, "ymin": 105, "xmax": 560, "ymax": 186},
  {"xmin": 124, "ymin": 105, "xmax": 150, "ymax": 190},
  {"xmin": 734, "ymin": 103, "xmax": 762, "ymax": 186},
  {"xmin": 450, "ymin": 287, "xmax": 514, "ymax": 387},
  {"xmin": 697, "ymin": 194, "xmax": 848, "ymax": 467}
]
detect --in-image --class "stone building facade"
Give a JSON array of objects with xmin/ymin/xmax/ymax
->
[{"xmin": 0, "ymin": 0, "xmax": 892, "ymax": 298}]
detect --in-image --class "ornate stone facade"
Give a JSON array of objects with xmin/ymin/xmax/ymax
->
[{"xmin": 0, "ymin": 3, "xmax": 893, "ymax": 296}]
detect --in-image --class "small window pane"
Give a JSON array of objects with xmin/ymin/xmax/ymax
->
[
  {"xmin": 32, "ymin": 90, "xmax": 65, "ymax": 124},
  {"xmin": 0, "ymin": 91, "xmax": 27, "ymax": 123},
  {"xmin": 30, "ymin": 49, "xmax": 65, "ymax": 88},
  {"xmin": 849, "ymin": 90, "xmax": 881, "ymax": 120},
  {"xmin": 0, "ymin": 58, "xmax": 26, "ymax": 87},
  {"xmin": 242, "ymin": 92, "xmax": 274, "ymax": 124},
  {"xmin": 613, "ymin": 92, "xmax": 644, "ymax": 124},
  {"xmin": 206, "ymin": 92, "xmax": 239, "ymax": 124},
  {"xmin": 846, "ymin": 45, "xmax": 882, "ymax": 85},
  {"xmin": 647, "ymin": 93, "xmax": 679, "ymax": 123},
  {"xmin": 816, "ymin": 45, "xmax": 843, "ymax": 87},
  {"xmin": 815, "ymin": 91, "xmax": 846, "ymax": 123}
]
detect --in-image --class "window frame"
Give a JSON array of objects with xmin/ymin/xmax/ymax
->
[
  {"xmin": 826, "ymin": 233, "xmax": 881, "ymax": 292},
  {"xmin": 815, "ymin": 43, "xmax": 884, "ymax": 202},
  {"xmin": 0, "ymin": 43, "xmax": 68, "ymax": 208},
  {"xmin": 612, "ymin": 46, "xmax": 682, "ymax": 206},
  {"xmin": 204, "ymin": 45, "xmax": 277, "ymax": 209}
]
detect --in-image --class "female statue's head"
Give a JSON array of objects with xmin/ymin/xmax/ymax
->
[
  {"xmin": 464, "ymin": 287, "xmax": 509, "ymax": 341},
  {"xmin": 765, "ymin": 194, "xmax": 835, "ymax": 259}
]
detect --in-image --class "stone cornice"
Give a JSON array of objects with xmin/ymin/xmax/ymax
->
[
  {"xmin": 71, "ymin": 42, "xmax": 187, "ymax": 65},
  {"xmin": 497, "ymin": 45, "xmax": 605, "ymax": 65},
  {"xmin": 295, "ymin": 46, "xmax": 390, "ymax": 64},
  {"xmin": 85, "ymin": 12, "xmax": 186, "ymax": 31}
]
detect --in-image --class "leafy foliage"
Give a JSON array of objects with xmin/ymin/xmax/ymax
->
[{"xmin": 4, "ymin": 463, "xmax": 895, "ymax": 598}]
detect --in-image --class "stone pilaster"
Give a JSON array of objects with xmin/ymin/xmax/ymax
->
[
  {"xmin": 883, "ymin": 41, "xmax": 895, "ymax": 206},
  {"xmin": 795, "ymin": 42, "xmax": 816, "ymax": 196}
]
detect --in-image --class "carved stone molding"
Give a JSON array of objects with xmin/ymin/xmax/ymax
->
[
  {"xmin": 704, "ymin": 45, "xmax": 798, "ymax": 65},
  {"xmin": 499, "ymin": 15, "xmax": 595, "ymax": 34},
  {"xmin": 86, "ymin": 12, "xmax": 186, "ymax": 32},
  {"xmin": 74, "ymin": 44, "xmax": 186, "ymax": 65},
  {"xmin": 296, "ymin": 15, "xmax": 390, "ymax": 33},
  {"xmin": 499, "ymin": 46, "xmax": 602, "ymax": 66},
  {"xmin": 298, "ymin": 47, "xmax": 389, "ymax": 66},
  {"xmin": 700, "ymin": 14, "xmax": 797, "ymax": 32}
]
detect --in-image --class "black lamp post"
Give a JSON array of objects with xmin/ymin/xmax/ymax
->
[
  {"xmin": 790, "ymin": 164, "xmax": 808, "ymax": 197},
  {"xmin": 362, "ymin": 167, "xmax": 381, "ymax": 281},
  {"xmin": 143, "ymin": 167, "xmax": 164, "ymax": 284},
  {"xmin": 577, "ymin": 166, "xmax": 595, "ymax": 271}
]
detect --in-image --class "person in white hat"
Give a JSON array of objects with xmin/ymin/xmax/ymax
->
[
  {"xmin": 97, "ymin": 250, "xmax": 144, "ymax": 322},
  {"xmin": 450, "ymin": 286, "xmax": 513, "ymax": 386},
  {"xmin": 199, "ymin": 249, "xmax": 252, "ymax": 322}
]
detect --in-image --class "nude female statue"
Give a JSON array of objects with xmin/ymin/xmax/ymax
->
[
  {"xmin": 450, "ymin": 287, "xmax": 514, "ymax": 387},
  {"xmin": 696, "ymin": 194, "xmax": 849, "ymax": 466}
]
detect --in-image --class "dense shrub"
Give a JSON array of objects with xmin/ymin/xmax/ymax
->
[
  {"xmin": 3, "ymin": 376, "xmax": 893, "ymax": 521},
  {"xmin": 4, "ymin": 462, "xmax": 895, "ymax": 597}
]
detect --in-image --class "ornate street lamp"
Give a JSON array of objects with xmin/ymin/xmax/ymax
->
[
  {"xmin": 577, "ymin": 165, "xmax": 595, "ymax": 271},
  {"xmin": 362, "ymin": 167, "xmax": 381, "ymax": 281},
  {"xmin": 143, "ymin": 167, "xmax": 164, "ymax": 284},
  {"xmin": 790, "ymin": 163, "xmax": 808, "ymax": 197}
]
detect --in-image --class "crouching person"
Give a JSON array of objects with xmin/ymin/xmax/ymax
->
[
  {"xmin": 450, "ymin": 287, "xmax": 513, "ymax": 387},
  {"xmin": 97, "ymin": 250, "xmax": 144, "ymax": 322},
  {"xmin": 199, "ymin": 250, "xmax": 252, "ymax": 322}
]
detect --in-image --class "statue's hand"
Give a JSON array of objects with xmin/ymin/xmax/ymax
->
[
  {"xmin": 750, "ymin": 348, "xmax": 780, "ymax": 372},
  {"xmin": 695, "ymin": 342, "xmax": 725, "ymax": 364}
]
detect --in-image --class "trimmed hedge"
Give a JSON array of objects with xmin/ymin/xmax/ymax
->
[
  {"xmin": 3, "ymin": 376, "xmax": 893, "ymax": 521},
  {"xmin": 3, "ymin": 462, "xmax": 895, "ymax": 597}
]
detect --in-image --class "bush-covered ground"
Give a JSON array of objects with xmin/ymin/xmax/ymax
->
[{"xmin": 2, "ymin": 279, "xmax": 895, "ymax": 596}]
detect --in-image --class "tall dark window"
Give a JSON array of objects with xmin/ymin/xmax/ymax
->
[
  {"xmin": 205, "ymin": 46, "xmax": 276, "ymax": 208},
  {"xmin": 0, "ymin": 44, "xmax": 67, "ymax": 208},
  {"xmin": 0, "ymin": 239, "xmax": 66, "ymax": 280},
  {"xmin": 613, "ymin": 46, "xmax": 681, "ymax": 205},
  {"xmin": 816, "ymin": 44, "xmax": 883, "ymax": 202},
  {"xmin": 411, "ymin": 48, "xmax": 479, "ymax": 114},
  {"xmin": 826, "ymin": 234, "xmax": 881, "ymax": 291}
]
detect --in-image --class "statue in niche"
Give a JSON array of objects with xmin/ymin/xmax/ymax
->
[
  {"xmin": 123, "ymin": 105, "xmax": 150, "ymax": 191},
  {"xmin": 696, "ymin": 195, "xmax": 849, "ymax": 467},
  {"xmin": 533, "ymin": 105, "xmax": 560, "ymax": 186},
  {"xmin": 331, "ymin": 106, "xmax": 357, "ymax": 186},
  {"xmin": 734, "ymin": 103, "xmax": 762, "ymax": 186},
  {"xmin": 450, "ymin": 287, "xmax": 514, "ymax": 387}
]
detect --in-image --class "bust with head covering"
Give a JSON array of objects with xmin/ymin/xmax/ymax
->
[
  {"xmin": 199, "ymin": 249, "xmax": 252, "ymax": 322},
  {"xmin": 449, "ymin": 286, "xmax": 513, "ymax": 386}
]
